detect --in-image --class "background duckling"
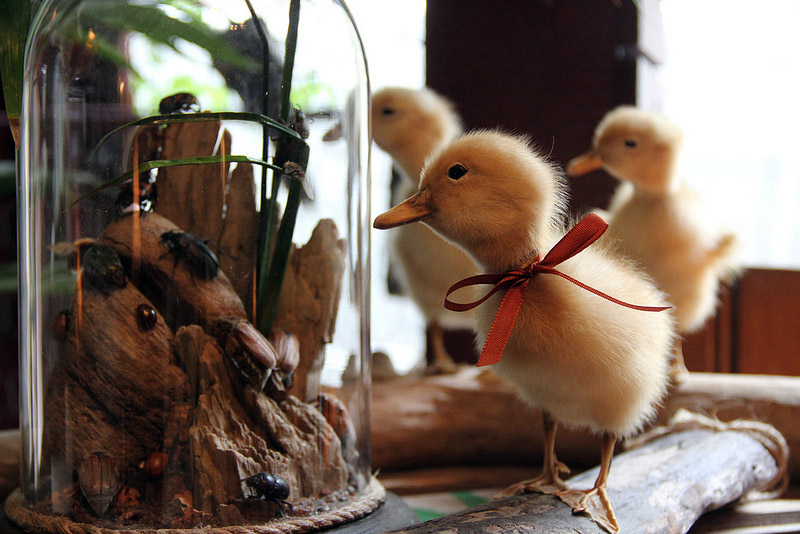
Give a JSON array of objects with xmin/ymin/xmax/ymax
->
[
  {"xmin": 567, "ymin": 106, "xmax": 739, "ymax": 375},
  {"xmin": 372, "ymin": 87, "xmax": 479, "ymax": 373},
  {"xmin": 374, "ymin": 130, "xmax": 675, "ymax": 533}
]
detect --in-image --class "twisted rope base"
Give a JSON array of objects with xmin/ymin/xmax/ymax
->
[{"xmin": 6, "ymin": 477, "xmax": 385, "ymax": 534}]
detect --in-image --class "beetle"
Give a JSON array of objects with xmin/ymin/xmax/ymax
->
[
  {"xmin": 213, "ymin": 317, "xmax": 277, "ymax": 391},
  {"xmin": 244, "ymin": 472, "xmax": 292, "ymax": 513},
  {"xmin": 82, "ymin": 244, "xmax": 127, "ymax": 295},
  {"xmin": 158, "ymin": 92, "xmax": 200, "ymax": 115},
  {"xmin": 159, "ymin": 230, "xmax": 220, "ymax": 281},
  {"xmin": 78, "ymin": 452, "xmax": 120, "ymax": 517},
  {"xmin": 136, "ymin": 304, "xmax": 158, "ymax": 331},
  {"xmin": 115, "ymin": 176, "xmax": 158, "ymax": 216}
]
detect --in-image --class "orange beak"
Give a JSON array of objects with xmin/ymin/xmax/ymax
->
[
  {"xmin": 373, "ymin": 193, "xmax": 432, "ymax": 229},
  {"xmin": 566, "ymin": 151, "xmax": 604, "ymax": 177}
]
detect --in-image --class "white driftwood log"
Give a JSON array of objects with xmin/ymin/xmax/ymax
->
[
  {"xmin": 388, "ymin": 428, "xmax": 781, "ymax": 534},
  {"xmin": 372, "ymin": 369, "xmax": 800, "ymax": 481}
]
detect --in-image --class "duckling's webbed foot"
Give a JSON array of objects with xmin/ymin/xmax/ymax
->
[
  {"xmin": 495, "ymin": 471, "xmax": 569, "ymax": 498},
  {"xmin": 495, "ymin": 411, "xmax": 570, "ymax": 499},
  {"xmin": 668, "ymin": 340, "xmax": 689, "ymax": 385},
  {"xmin": 557, "ymin": 432, "xmax": 620, "ymax": 533},
  {"xmin": 557, "ymin": 485, "xmax": 619, "ymax": 533}
]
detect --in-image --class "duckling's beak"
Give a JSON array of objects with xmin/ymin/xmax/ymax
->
[
  {"xmin": 373, "ymin": 193, "xmax": 432, "ymax": 229},
  {"xmin": 566, "ymin": 151, "xmax": 604, "ymax": 177}
]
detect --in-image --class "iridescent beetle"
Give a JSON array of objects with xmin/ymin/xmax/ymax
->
[{"xmin": 82, "ymin": 244, "xmax": 127, "ymax": 295}]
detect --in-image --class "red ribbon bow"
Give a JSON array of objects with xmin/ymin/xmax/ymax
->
[{"xmin": 444, "ymin": 213, "xmax": 670, "ymax": 367}]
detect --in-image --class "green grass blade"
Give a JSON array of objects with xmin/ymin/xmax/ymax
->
[
  {"xmin": 256, "ymin": 165, "xmax": 304, "ymax": 334},
  {"xmin": 88, "ymin": 111, "xmax": 302, "ymax": 162},
  {"xmin": 256, "ymin": 0, "xmax": 304, "ymax": 335},
  {"xmin": 0, "ymin": 0, "xmax": 32, "ymax": 122},
  {"xmin": 69, "ymin": 155, "xmax": 281, "ymax": 208}
]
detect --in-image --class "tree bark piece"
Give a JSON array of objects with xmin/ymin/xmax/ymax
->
[
  {"xmin": 272, "ymin": 219, "xmax": 346, "ymax": 400},
  {"xmin": 219, "ymin": 162, "xmax": 259, "ymax": 316},
  {"xmin": 372, "ymin": 369, "xmax": 800, "ymax": 482},
  {"xmin": 156, "ymin": 119, "xmax": 228, "ymax": 242},
  {"xmin": 178, "ymin": 326, "xmax": 348, "ymax": 514},
  {"xmin": 98, "ymin": 212, "xmax": 246, "ymax": 331},
  {"xmin": 43, "ymin": 273, "xmax": 190, "ymax": 477},
  {"xmin": 389, "ymin": 428, "xmax": 781, "ymax": 534}
]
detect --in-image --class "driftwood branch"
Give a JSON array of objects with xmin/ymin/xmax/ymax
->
[
  {"xmin": 389, "ymin": 428, "xmax": 781, "ymax": 534},
  {"xmin": 372, "ymin": 370, "xmax": 800, "ymax": 482}
]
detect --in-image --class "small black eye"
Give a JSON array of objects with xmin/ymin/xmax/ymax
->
[
  {"xmin": 381, "ymin": 107, "xmax": 395, "ymax": 116},
  {"xmin": 448, "ymin": 164, "xmax": 468, "ymax": 180},
  {"xmin": 624, "ymin": 139, "xmax": 638, "ymax": 148}
]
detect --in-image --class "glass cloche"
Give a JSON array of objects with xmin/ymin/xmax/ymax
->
[{"xmin": 9, "ymin": 0, "xmax": 375, "ymax": 531}]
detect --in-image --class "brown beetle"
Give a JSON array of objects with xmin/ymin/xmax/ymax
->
[
  {"xmin": 213, "ymin": 317, "xmax": 278, "ymax": 391},
  {"xmin": 78, "ymin": 452, "xmax": 120, "ymax": 516},
  {"xmin": 136, "ymin": 303, "xmax": 158, "ymax": 331},
  {"xmin": 143, "ymin": 451, "xmax": 168, "ymax": 478}
]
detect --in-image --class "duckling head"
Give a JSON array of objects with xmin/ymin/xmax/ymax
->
[
  {"xmin": 374, "ymin": 130, "xmax": 567, "ymax": 271},
  {"xmin": 372, "ymin": 87, "xmax": 463, "ymax": 179},
  {"xmin": 567, "ymin": 106, "xmax": 684, "ymax": 195}
]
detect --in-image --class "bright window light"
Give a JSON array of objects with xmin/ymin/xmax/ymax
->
[{"xmin": 660, "ymin": 0, "xmax": 800, "ymax": 269}]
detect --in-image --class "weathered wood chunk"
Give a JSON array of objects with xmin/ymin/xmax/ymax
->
[
  {"xmin": 389, "ymin": 429, "xmax": 782, "ymax": 534},
  {"xmin": 272, "ymin": 219, "xmax": 346, "ymax": 400}
]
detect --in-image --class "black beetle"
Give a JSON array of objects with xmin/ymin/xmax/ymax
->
[
  {"xmin": 158, "ymin": 92, "xmax": 200, "ymax": 115},
  {"xmin": 82, "ymin": 244, "xmax": 127, "ymax": 295},
  {"xmin": 244, "ymin": 472, "xmax": 291, "ymax": 512},
  {"xmin": 115, "ymin": 176, "xmax": 158, "ymax": 216},
  {"xmin": 159, "ymin": 230, "xmax": 220, "ymax": 281}
]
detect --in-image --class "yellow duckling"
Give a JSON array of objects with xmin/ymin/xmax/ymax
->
[
  {"xmin": 568, "ymin": 106, "xmax": 738, "ymax": 374},
  {"xmin": 374, "ymin": 131, "xmax": 674, "ymax": 533},
  {"xmin": 372, "ymin": 87, "xmax": 479, "ymax": 373}
]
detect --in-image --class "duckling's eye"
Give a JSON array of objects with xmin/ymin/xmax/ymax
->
[
  {"xmin": 624, "ymin": 139, "xmax": 638, "ymax": 148},
  {"xmin": 448, "ymin": 164, "xmax": 468, "ymax": 180},
  {"xmin": 381, "ymin": 107, "xmax": 395, "ymax": 116}
]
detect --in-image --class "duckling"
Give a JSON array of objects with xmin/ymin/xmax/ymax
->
[
  {"xmin": 372, "ymin": 87, "xmax": 479, "ymax": 373},
  {"xmin": 567, "ymin": 106, "xmax": 738, "ymax": 376},
  {"xmin": 374, "ymin": 131, "xmax": 674, "ymax": 533}
]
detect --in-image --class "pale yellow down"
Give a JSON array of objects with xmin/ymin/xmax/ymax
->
[
  {"xmin": 371, "ymin": 87, "xmax": 479, "ymax": 328},
  {"xmin": 568, "ymin": 106, "xmax": 739, "ymax": 333},
  {"xmin": 409, "ymin": 131, "xmax": 675, "ymax": 437}
]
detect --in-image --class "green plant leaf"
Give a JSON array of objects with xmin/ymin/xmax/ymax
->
[
  {"xmin": 0, "ymin": 0, "xmax": 32, "ymax": 121},
  {"xmin": 69, "ymin": 155, "xmax": 281, "ymax": 209},
  {"xmin": 88, "ymin": 111, "xmax": 302, "ymax": 162},
  {"xmin": 68, "ymin": 2, "xmax": 257, "ymax": 71}
]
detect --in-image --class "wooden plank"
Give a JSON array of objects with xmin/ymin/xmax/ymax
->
[
  {"xmin": 736, "ymin": 269, "xmax": 800, "ymax": 376},
  {"xmin": 388, "ymin": 429, "xmax": 780, "ymax": 534}
]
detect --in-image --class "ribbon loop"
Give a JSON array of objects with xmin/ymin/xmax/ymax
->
[{"xmin": 444, "ymin": 214, "xmax": 670, "ymax": 367}]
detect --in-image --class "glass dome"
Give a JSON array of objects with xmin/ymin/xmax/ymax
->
[{"xmin": 11, "ymin": 0, "xmax": 374, "ymax": 530}]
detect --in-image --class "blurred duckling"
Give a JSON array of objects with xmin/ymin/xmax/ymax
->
[
  {"xmin": 374, "ymin": 131, "xmax": 674, "ymax": 533},
  {"xmin": 568, "ymin": 106, "xmax": 738, "ymax": 376},
  {"xmin": 372, "ymin": 87, "xmax": 480, "ymax": 373}
]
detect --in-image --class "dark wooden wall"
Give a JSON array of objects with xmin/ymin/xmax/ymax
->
[{"xmin": 425, "ymin": 0, "xmax": 639, "ymax": 216}]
